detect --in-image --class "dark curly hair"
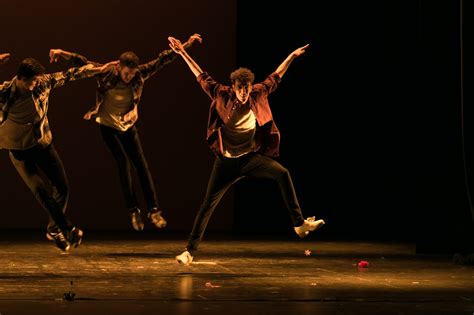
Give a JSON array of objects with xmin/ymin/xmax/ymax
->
[{"xmin": 230, "ymin": 67, "xmax": 255, "ymax": 85}]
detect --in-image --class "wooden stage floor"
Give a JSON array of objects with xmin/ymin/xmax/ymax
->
[{"xmin": 0, "ymin": 231, "xmax": 473, "ymax": 314}]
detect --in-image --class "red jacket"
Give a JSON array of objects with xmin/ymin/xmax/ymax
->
[{"xmin": 197, "ymin": 72, "xmax": 282, "ymax": 157}]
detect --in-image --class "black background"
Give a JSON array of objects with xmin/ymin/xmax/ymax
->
[{"xmin": 1, "ymin": 0, "xmax": 473, "ymax": 252}]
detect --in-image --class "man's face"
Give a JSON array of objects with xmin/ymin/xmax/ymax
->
[
  {"xmin": 119, "ymin": 65, "xmax": 138, "ymax": 84},
  {"xmin": 232, "ymin": 81, "xmax": 252, "ymax": 104},
  {"xmin": 18, "ymin": 76, "xmax": 39, "ymax": 91}
]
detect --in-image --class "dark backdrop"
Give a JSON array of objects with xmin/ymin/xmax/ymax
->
[
  {"xmin": 1, "ymin": 1, "xmax": 473, "ymax": 252},
  {"xmin": 0, "ymin": 0, "xmax": 236, "ymax": 232},
  {"xmin": 233, "ymin": 0, "xmax": 474, "ymax": 252}
]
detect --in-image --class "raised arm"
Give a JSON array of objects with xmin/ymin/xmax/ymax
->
[
  {"xmin": 182, "ymin": 33, "xmax": 203, "ymax": 50},
  {"xmin": 49, "ymin": 49, "xmax": 103, "ymax": 67},
  {"xmin": 168, "ymin": 36, "xmax": 204, "ymax": 78},
  {"xmin": 139, "ymin": 33, "xmax": 202, "ymax": 80},
  {"xmin": 274, "ymin": 44, "xmax": 309, "ymax": 78},
  {"xmin": 0, "ymin": 53, "xmax": 10, "ymax": 65}
]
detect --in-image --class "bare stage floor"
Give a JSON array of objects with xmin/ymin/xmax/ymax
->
[{"xmin": 0, "ymin": 231, "xmax": 473, "ymax": 314}]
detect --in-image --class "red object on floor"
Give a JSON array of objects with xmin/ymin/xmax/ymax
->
[{"xmin": 358, "ymin": 260, "xmax": 369, "ymax": 268}]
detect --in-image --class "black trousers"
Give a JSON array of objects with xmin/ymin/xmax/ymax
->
[
  {"xmin": 9, "ymin": 144, "xmax": 71, "ymax": 233},
  {"xmin": 187, "ymin": 153, "xmax": 305, "ymax": 251},
  {"xmin": 100, "ymin": 124, "xmax": 159, "ymax": 211}
]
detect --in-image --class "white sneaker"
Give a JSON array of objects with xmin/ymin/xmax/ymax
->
[
  {"xmin": 176, "ymin": 250, "xmax": 193, "ymax": 266},
  {"xmin": 294, "ymin": 216, "xmax": 325, "ymax": 238}
]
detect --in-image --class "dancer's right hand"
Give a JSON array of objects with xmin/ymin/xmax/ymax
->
[
  {"xmin": 49, "ymin": 49, "xmax": 64, "ymax": 63},
  {"xmin": 168, "ymin": 37, "xmax": 185, "ymax": 54},
  {"xmin": 83, "ymin": 112, "xmax": 94, "ymax": 120},
  {"xmin": 0, "ymin": 53, "xmax": 10, "ymax": 64}
]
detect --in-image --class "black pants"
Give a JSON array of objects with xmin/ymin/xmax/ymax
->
[
  {"xmin": 187, "ymin": 153, "xmax": 305, "ymax": 251},
  {"xmin": 9, "ymin": 144, "xmax": 71, "ymax": 233},
  {"xmin": 100, "ymin": 124, "xmax": 159, "ymax": 211}
]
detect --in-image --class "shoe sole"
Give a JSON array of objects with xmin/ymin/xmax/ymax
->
[
  {"xmin": 297, "ymin": 220, "xmax": 326, "ymax": 238},
  {"xmin": 149, "ymin": 214, "xmax": 167, "ymax": 229},
  {"xmin": 152, "ymin": 221, "xmax": 167, "ymax": 229},
  {"xmin": 132, "ymin": 224, "xmax": 144, "ymax": 231},
  {"xmin": 46, "ymin": 233, "xmax": 72, "ymax": 253},
  {"xmin": 132, "ymin": 218, "xmax": 144, "ymax": 231},
  {"xmin": 131, "ymin": 211, "xmax": 144, "ymax": 231},
  {"xmin": 70, "ymin": 230, "xmax": 84, "ymax": 248},
  {"xmin": 176, "ymin": 256, "xmax": 193, "ymax": 266}
]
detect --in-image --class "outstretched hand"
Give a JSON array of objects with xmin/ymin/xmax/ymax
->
[
  {"xmin": 0, "ymin": 53, "xmax": 11, "ymax": 64},
  {"xmin": 187, "ymin": 33, "xmax": 202, "ymax": 45},
  {"xmin": 291, "ymin": 44, "xmax": 309, "ymax": 58},
  {"xmin": 168, "ymin": 37, "xmax": 185, "ymax": 54},
  {"xmin": 49, "ymin": 49, "xmax": 63, "ymax": 63},
  {"xmin": 83, "ymin": 112, "xmax": 94, "ymax": 120}
]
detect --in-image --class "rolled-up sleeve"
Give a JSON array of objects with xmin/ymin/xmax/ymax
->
[
  {"xmin": 197, "ymin": 72, "xmax": 225, "ymax": 100},
  {"xmin": 257, "ymin": 72, "xmax": 281, "ymax": 94}
]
